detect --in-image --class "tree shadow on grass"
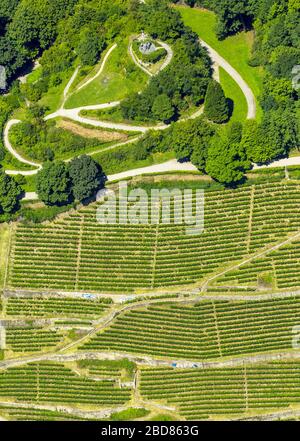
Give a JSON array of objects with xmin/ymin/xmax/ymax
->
[{"xmin": 226, "ymin": 98, "xmax": 234, "ymax": 121}]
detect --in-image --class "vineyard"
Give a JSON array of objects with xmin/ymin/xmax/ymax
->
[
  {"xmin": 6, "ymin": 328, "xmax": 64, "ymax": 353},
  {"xmin": 7, "ymin": 182, "xmax": 300, "ymax": 293},
  {"xmin": 81, "ymin": 297, "xmax": 300, "ymax": 360},
  {"xmin": 0, "ymin": 0, "xmax": 299, "ymax": 422},
  {"xmin": 5, "ymin": 296, "xmax": 112, "ymax": 318},
  {"xmin": 1, "ymin": 359, "xmax": 299, "ymax": 420},
  {"xmin": 140, "ymin": 361, "xmax": 300, "ymax": 420},
  {"xmin": 2, "ymin": 181, "xmax": 300, "ymax": 420},
  {"xmin": 0, "ymin": 362, "xmax": 132, "ymax": 406},
  {"xmin": 216, "ymin": 240, "xmax": 300, "ymax": 290},
  {"xmin": 0, "ymin": 405, "xmax": 91, "ymax": 421}
]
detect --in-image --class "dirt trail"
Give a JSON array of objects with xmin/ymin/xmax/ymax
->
[{"xmin": 199, "ymin": 38, "xmax": 256, "ymax": 119}]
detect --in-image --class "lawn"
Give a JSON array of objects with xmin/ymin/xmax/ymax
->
[
  {"xmin": 65, "ymin": 41, "xmax": 148, "ymax": 109},
  {"xmin": 22, "ymin": 174, "xmax": 37, "ymax": 193},
  {"xmin": 0, "ymin": 150, "xmax": 34, "ymax": 172},
  {"xmin": 39, "ymin": 71, "xmax": 74, "ymax": 114},
  {"xmin": 93, "ymin": 146, "xmax": 176, "ymax": 176},
  {"xmin": 219, "ymin": 67, "xmax": 248, "ymax": 122},
  {"xmin": 176, "ymin": 5, "xmax": 263, "ymax": 119}
]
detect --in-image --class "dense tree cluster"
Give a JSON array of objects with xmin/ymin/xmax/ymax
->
[
  {"xmin": 0, "ymin": 169, "xmax": 22, "ymax": 216},
  {"xmin": 171, "ymin": 0, "xmax": 299, "ymax": 169},
  {"xmin": 204, "ymin": 80, "xmax": 229, "ymax": 123},
  {"xmin": 36, "ymin": 155, "xmax": 105, "ymax": 205},
  {"xmin": 0, "ymin": 0, "xmax": 133, "ymax": 87},
  {"xmin": 1, "ymin": 0, "xmax": 299, "ymax": 189},
  {"xmin": 121, "ymin": 0, "xmax": 212, "ymax": 122},
  {"xmin": 10, "ymin": 109, "xmax": 104, "ymax": 162},
  {"xmin": 0, "ymin": 87, "xmax": 21, "ymax": 163}
]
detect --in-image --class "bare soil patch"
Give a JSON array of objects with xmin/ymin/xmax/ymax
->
[{"xmin": 59, "ymin": 119, "xmax": 128, "ymax": 142}]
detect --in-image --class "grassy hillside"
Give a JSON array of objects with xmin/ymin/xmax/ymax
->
[
  {"xmin": 219, "ymin": 67, "xmax": 247, "ymax": 122},
  {"xmin": 65, "ymin": 42, "xmax": 148, "ymax": 109},
  {"xmin": 176, "ymin": 5, "xmax": 263, "ymax": 119}
]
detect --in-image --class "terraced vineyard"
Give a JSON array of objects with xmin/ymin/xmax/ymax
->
[
  {"xmin": 0, "ymin": 362, "xmax": 132, "ymax": 406},
  {"xmin": 7, "ymin": 183, "xmax": 300, "ymax": 293},
  {"xmin": 81, "ymin": 297, "xmax": 300, "ymax": 360},
  {"xmin": 0, "ymin": 406, "xmax": 92, "ymax": 421},
  {"xmin": 216, "ymin": 240, "xmax": 300, "ymax": 290},
  {"xmin": 6, "ymin": 296, "xmax": 112, "ymax": 318},
  {"xmin": 6, "ymin": 328, "xmax": 65, "ymax": 353},
  {"xmin": 140, "ymin": 361, "xmax": 300, "ymax": 420}
]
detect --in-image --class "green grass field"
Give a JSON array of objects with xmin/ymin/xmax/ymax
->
[
  {"xmin": 39, "ymin": 70, "xmax": 75, "ymax": 115},
  {"xmin": 176, "ymin": 5, "xmax": 263, "ymax": 120},
  {"xmin": 219, "ymin": 67, "xmax": 248, "ymax": 122},
  {"xmin": 65, "ymin": 42, "xmax": 148, "ymax": 109}
]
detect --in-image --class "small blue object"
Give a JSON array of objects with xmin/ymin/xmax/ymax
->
[
  {"xmin": 171, "ymin": 363, "xmax": 177, "ymax": 368},
  {"xmin": 83, "ymin": 294, "xmax": 93, "ymax": 299}
]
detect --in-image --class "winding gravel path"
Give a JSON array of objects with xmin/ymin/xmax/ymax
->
[
  {"xmin": 3, "ymin": 34, "xmax": 298, "ymax": 188},
  {"xmin": 1, "ymin": 347, "xmax": 300, "ymax": 371},
  {"xmin": 129, "ymin": 39, "xmax": 173, "ymax": 77},
  {"xmin": 76, "ymin": 44, "xmax": 117, "ymax": 92},
  {"xmin": 107, "ymin": 159, "xmax": 198, "ymax": 182},
  {"xmin": 199, "ymin": 38, "xmax": 256, "ymax": 119},
  {"xmin": 4, "ymin": 120, "xmax": 41, "ymax": 173}
]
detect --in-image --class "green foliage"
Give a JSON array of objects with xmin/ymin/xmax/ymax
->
[
  {"xmin": 171, "ymin": 117, "xmax": 215, "ymax": 167},
  {"xmin": 151, "ymin": 94, "xmax": 175, "ymax": 122},
  {"xmin": 36, "ymin": 161, "xmax": 71, "ymax": 206},
  {"xmin": 141, "ymin": 0, "xmax": 184, "ymax": 40},
  {"xmin": 9, "ymin": 120, "xmax": 104, "ymax": 162},
  {"xmin": 121, "ymin": 1, "xmax": 211, "ymax": 123},
  {"xmin": 241, "ymin": 108, "xmax": 298, "ymax": 163},
  {"xmin": 205, "ymin": 136, "xmax": 250, "ymax": 184},
  {"xmin": 204, "ymin": 79, "xmax": 229, "ymax": 123},
  {"xmin": 68, "ymin": 155, "xmax": 105, "ymax": 201},
  {"xmin": 110, "ymin": 408, "xmax": 150, "ymax": 421},
  {"xmin": 0, "ymin": 170, "xmax": 22, "ymax": 214},
  {"xmin": 76, "ymin": 28, "xmax": 106, "ymax": 66},
  {"xmin": 149, "ymin": 414, "xmax": 174, "ymax": 421},
  {"xmin": 227, "ymin": 121, "xmax": 243, "ymax": 144},
  {"xmin": 179, "ymin": 0, "xmax": 257, "ymax": 39},
  {"xmin": 0, "ymin": 92, "xmax": 20, "ymax": 166},
  {"xmin": 20, "ymin": 202, "xmax": 75, "ymax": 223},
  {"xmin": 1, "ymin": 0, "xmax": 77, "ymax": 81},
  {"xmin": 40, "ymin": 42, "xmax": 75, "ymax": 75}
]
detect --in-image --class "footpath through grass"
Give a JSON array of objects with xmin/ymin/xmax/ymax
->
[
  {"xmin": 65, "ymin": 41, "xmax": 148, "ymax": 109},
  {"xmin": 219, "ymin": 67, "xmax": 247, "ymax": 122},
  {"xmin": 176, "ymin": 5, "xmax": 263, "ymax": 120}
]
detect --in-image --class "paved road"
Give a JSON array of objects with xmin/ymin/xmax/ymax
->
[
  {"xmin": 200, "ymin": 39, "xmax": 256, "ymax": 119},
  {"xmin": 46, "ymin": 106, "xmax": 163, "ymax": 133},
  {"xmin": 19, "ymin": 159, "xmax": 198, "ymax": 199},
  {"xmin": 0, "ymin": 401, "xmax": 128, "ymax": 420},
  {"xmin": 1, "ymin": 347, "xmax": 300, "ymax": 371},
  {"xmin": 62, "ymin": 66, "xmax": 80, "ymax": 107}
]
